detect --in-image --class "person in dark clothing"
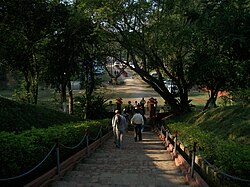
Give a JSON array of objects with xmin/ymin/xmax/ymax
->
[{"xmin": 131, "ymin": 109, "xmax": 144, "ymax": 142}]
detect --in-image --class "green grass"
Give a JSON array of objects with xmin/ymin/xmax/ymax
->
[
  {"xmin": 165, "ymin": 104, "xmax": 250, "ymax": 145},
  {"xmin": 188, "ymin": 89, "xmax": 208, "ymax": 109},
  {"xmin": 0, "ymin": 95, "xmax": 109, "ymax": 186},
  {"xmin": 194, "ymin": 105, "xmax": 250, "ymax": 143},
  {"xmin": 0, "ymin": 96, "xmax": 81, "ymax": 133},
  {"xmin": 1, "ymin": 86, "xmax": 249, "ymax": 181},
  {"xmin": 164, "ymin": 104, "xmax": 250, "ymax": 180}
]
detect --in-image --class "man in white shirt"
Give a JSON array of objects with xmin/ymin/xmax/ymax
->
[{"xmin": 131, "ymin": 108, "xmax": 144, "ymax": 142}]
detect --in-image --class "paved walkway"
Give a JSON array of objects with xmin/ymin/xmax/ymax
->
[{"xmin": 49, "ymin": 130, "xmax": 189, "ymax": 187}]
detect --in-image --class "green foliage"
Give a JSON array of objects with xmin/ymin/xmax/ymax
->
[
  {"xmin": 230, "ymin": 88, "xmax": 250, "ymax": 105},
  {"xmin": 84, "ymin": 0, "xmax": 198, "ymax": 113},
  {"xmin": 0, "ymin": 119, "xmax": 111, "ymax": 183},
  {"xmin": 195, "ymin": 105, "xmax": 250, "ymax": 143},
  {"xmin": 188, "ymin": 0, "xmax": 250, "ymax": 107},
  {"xmin": 0, "ymin": 95, "xmax": 111, "ymax": 183},
  {"xmin": 0, "ymin": 0, "xmax": 53, "ymax": 104},
  {"xmin": 44, "ymin": 2, "xmax": 95, "ymax": 90},
  {"xmin": 0, "ymin": 132, "xmax": 36, "ymax": 177},
  {"xmin": 74, "ymin": 95, "xmax": 109, "ymax": 119},
  {"xmin": 12, "ymin": 80, "xmax": 33, "ymax": 103},
  {"xmin": 0, "ymin": 97, "xmax": 81, "ymax": 133},
  {"xmin": 164, "ymin": 104, "xmax": 250, "ymax": 179}
]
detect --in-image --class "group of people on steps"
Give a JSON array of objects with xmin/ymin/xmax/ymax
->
[
  {"xmin": 112, "ymin": 108, "xmax": 144, "ymax": 149},
  {"xmin": 111, "ymin": 97, "xmax": 158, "ymax": 149}
]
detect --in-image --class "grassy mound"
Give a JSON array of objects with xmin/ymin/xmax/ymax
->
[
  {"xmin": 0, "ymin": 96, "xmax": 81, "ymax": 133},
  {"xmin": 193, "ymin": 105, "xmax": 250, "ymax": 144},
  {"xmin": 0, "ymin": 96, "xmax": 110, "ymax": 186},
  {"xmin": 165, "ymin": 104, "xmax": 250, "ymax": 180}
]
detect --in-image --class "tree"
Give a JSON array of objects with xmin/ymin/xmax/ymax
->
[
  {"xmin": 189, "ymin": 0, "xmax": 250, "ymax": 109},
  {"xmin": 0, "ymin": 0, "xmax": 52, "ymax": 104},
  {"xmin": 83, "ymin": 0, "xmax": 200, "ymax": 113},
  {"xmin": 44, "ymin": 1, "xmax": 96, "ymax": 114}
]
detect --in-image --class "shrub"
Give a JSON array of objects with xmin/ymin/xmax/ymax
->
[
  {"xmin": 164, "ymin": 105, "xmax": 250, "ymax": 180},
  {"xmin": 0, "ymin": 97, "xmax": 81, "ymax": 133},
  {"xmin": 0, "ymin": 119, "xmax": 111, "ymax": 183},
  {"xmin": 74, "ymin": 95, "xmax": 109, "ymax": 119},
  {"xmin": 230, "ymin": 88, "xmax": 250, "ymax": 105}
]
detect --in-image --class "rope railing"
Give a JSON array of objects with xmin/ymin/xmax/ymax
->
[
  {"xmin": 0, "ymin": 144, "xmax": 57, "ymax": 182},
  {"xmin": 60, "ymin": 133, "xmax": 87, "ymax": 150},
  {"xmin": 88, "ymin": 127, "xmax": 102, "ymax": 141},
  {"xmin": 157, "ymin": 125, "xmax": 250, "ymax": 185},
  {"xmin": 199, "ymin": 150, "xmax": 250, "ymax": 183},
  {"xmin": 0, "ymin": 125, "xmax": 111, "ymax": 184}
]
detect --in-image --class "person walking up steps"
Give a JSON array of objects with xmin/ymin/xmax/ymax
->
[
  {"xmin": 121, "ymin": 108, "xmax": 129, "ymax": 132},
  {"xmin": 112, "ymin": 110, "xmax": 126, "ymax": 149},
  {"xmin": 131, "ymin": 108, "xmax": 144, "ymax": 142}
]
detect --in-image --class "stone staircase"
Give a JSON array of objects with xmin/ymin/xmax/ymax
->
[{"xmin": 49, "ymin": 131, "xmax": 189, "ymax": 187}]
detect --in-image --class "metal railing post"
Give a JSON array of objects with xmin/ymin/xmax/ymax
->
[
  {"xmin": 84, "ymin": 129, "xmax": 90, "ymax": 157},
  {"xmin": 165, "ymin": 129, "xmax": 169, "ymax": 147},
  {"xmin": 191, "ymin": 142, "xmax": 197, "ymax": 178},
  {"xmin": 86, "ymin": 130, "xmax": 89, "ymax": 157},
  {"xmin": 100, "ymin": 127, "xmax": 102, "ymax": 144},
  {"xmin": 173, "ymin": 131, "xmax": 177, "ymax": 156},
  {"xmin": 56, "ymin": 141, "xmax": 61, "ymax": 177}
]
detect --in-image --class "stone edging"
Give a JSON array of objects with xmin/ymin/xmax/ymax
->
[
  {"xmin": 157, "ymin": 131, "xmax": 209, "ymax": 187},
  {"xmin": 24, "ymin": 131, "xmax": 113, "ymax": 187}
]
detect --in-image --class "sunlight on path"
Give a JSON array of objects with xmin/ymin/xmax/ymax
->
[{"xmin": 104, "ymin": 71, "xmax": 165, "ymax": 106}]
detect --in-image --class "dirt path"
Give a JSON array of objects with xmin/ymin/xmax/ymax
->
[
  {"xmin": 102, "ymin": 69, "xmax": 165, "ymax": 107},
  {"xmin": 98, "ymin": 67, "xmax": 207, "ymax": 109}
]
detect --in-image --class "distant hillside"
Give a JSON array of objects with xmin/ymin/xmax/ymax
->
[{"xmin": 0, "ymin": 97, "xmax": 81, "ymax": 133}]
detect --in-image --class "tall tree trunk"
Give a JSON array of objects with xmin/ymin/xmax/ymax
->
[
  {"xmin": 24, "ymin": 73, "xmax": 31, "ymax": 103},
  {"xmin": 32, "ymin": 82, "xmax": 38, "ymax": 104},
  {"xmin": 203, "ymin": 89, "xmax": 218, "ymax": 110},
  {"xmin": 67, "ymin": 81, "xmax": 73, "ymax": 115},
  {"xmin": 31, "ymin": 50, "xmax": 39, "ymax": 104},
  {"xmin": 176, "ymin": 56, "xmax": 191, "ymax": 113},
  {"xmin": 179, "ymin": 91, "xmax": 191, "ymax": 113},
  {"xmin": 61, "ymin": 83, "xmax": 67, "ymax": 113},
  {"xmin": 83, "ymin": 59, "xmax": 96, "ymax": 119},
  {"xmin": 30, "ymin": 72, "xmax": 39, "ymax": 104},
  {"xmin": 157, "ymin": 86, "xmax": 180, "ymax": 114}
]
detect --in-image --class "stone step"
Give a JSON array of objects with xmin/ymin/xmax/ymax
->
[{"xmin": 49, "ymin": 131, "xmax": 189, "ymax": 187}]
